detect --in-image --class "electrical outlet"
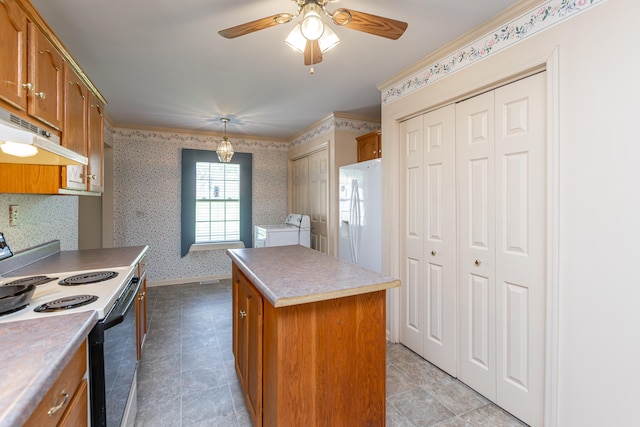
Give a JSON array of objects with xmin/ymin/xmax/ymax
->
[{"xmin": 9, "ymin": 205, "xmax": 18, "ymax": 227}]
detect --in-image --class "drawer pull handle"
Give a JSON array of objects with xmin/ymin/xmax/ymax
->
[
  {"xmin": 431, "ymin": 250, "xmax": 437, "ymax": 256},
  {"xmin": 474, "ymin": 260, "xmax": 481, "ymax": 266},
  {"xmin": 239, "ymin": 310, "xmax": 247, "ymax": 318},
  {"xmin": 48, "ymin": 390, "xmax": 69, "ymax": 416}
]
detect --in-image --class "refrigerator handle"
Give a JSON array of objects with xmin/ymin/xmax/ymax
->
[{"xmin": 350, "ymin": 179, "xmax": 360, "ymax": 264}]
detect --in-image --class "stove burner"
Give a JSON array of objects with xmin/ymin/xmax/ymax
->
[
  {"xmin": 34, "ymin": 295, "xmax": 98, "ymax": 312},
  {"xmin": 59, "ymin": 271, "xmax": 118, "ymax": 286},
  {"xmin": 4, "ymin": 276, "xmax": 58, "ymax": 287}
]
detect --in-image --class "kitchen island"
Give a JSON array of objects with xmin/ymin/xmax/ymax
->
[{"xmin": 227, "ymin": 245, "xmax": 400, "ymax": 427}]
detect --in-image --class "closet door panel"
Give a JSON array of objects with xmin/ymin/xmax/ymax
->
[
  {"xmin": 308, "ymin": 149, "xmax": 328, "ymax": 253},
  {"xmin": 494, "ymin": 72, "xmax": 546, "ymax": 427},
  {"xmin": 423, "ymin": 104, "xmax": 456, "ymax": 376},
  {"xmin": 456, "ymin": 91, "xmax": 496, "ymax": 400},
  {"xmin": 400, "ymin": 116, "xmax": 424, "ymax": 354}
]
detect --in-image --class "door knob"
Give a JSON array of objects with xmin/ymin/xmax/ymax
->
[
  {"xmin": 474, "ymin": 260, "xmax": 481, "ymax": 266},
  {"xmin": 239, "ymin": 310, "xmax": 247, "ymax": 318},
  {"xmin": 431, "ymin": 250, "xmax": 437, "ymax": 256}
]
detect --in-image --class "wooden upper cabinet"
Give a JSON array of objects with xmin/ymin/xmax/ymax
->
[
  {"xmin": 0, "ymin": 0, "xmax": 28, "ymax": 111},
  {"xmin": 28, "ymin": 22, "xmax": 64, "ymax": 130},
  {"xmin": 87, "ymin": 95, "xmax": 104, "ymax": 192},
  {"xmin": 0, "ymin": 0, "xmax": 107, "ymax": 195},
  {"xmin": 63, "ymin": 64, "xmax": 88, "ymax": 191},
  {"xmin": 356, "ymin": 130, "xmax": 382, "ymax": 162}
]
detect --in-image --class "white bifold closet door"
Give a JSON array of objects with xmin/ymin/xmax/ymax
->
[
  {"xmin": 457, "ymin": 72, "xmax": 546, "ymax": 427},
  {"xmin": 400, "ymin": 104, "xmax": 457, "ymax": 376}
]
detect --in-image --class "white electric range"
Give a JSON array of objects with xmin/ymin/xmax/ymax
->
[{"xmin": 0, "ymin": 265, "xmax": 136, "ymax": 323}]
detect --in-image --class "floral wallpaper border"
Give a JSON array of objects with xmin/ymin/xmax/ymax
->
[
  {"xmin": 289, "ymin": 114, "xmax": 381, "ymax": 148},
  {"xmin": 113, "ymin": 128, "xmax": 289, "ymax": 151},
  {"xmin": 382, "ymin": 0, "xmax": 606, "ymax": 105}
]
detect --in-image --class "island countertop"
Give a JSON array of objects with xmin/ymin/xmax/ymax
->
[{"xmin": 226, "ymin": 245, "xmax": 400, "ymax": 307}]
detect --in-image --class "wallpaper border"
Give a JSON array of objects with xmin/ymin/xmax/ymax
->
[{"xmin": 381, "ymin": 0, "xmax": 606, "ymax": 105}]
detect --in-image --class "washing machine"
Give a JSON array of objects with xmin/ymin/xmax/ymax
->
[{"xmin": 254, "ymin": 214, "xmax": 311, "ymax": 248}]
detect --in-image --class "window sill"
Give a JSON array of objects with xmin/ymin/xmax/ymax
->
[{"xmin": 189, "ymin": 241, "xmax": 246, "ymax": 252}]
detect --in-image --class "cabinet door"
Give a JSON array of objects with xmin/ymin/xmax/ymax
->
[
  {"xmin": 245, "ymin": 279, "xmax": 263, "ymax": 426},
  {"xmin": 234, "ymin": 271, "xmax": 249, "ymax": 390},
  {"xmin": 87, "ymin": 96, "xmax": 104, "ymax": 192},
  {"xmin": 357, "ymin": 131, "xmax": 381, "ymax": 162},
  {"xmin": 233, "ymin": 266, "xmax": 263, "ymax": 427},
  {"xmin": 28, "ymin": 23, "xmax": 64, "ymax": 130},
  {"xmin": 63, "ymin": 65, "xmax": 88, "ymax": 191},
  {"xmin": 0, "ymin": 0, "xmax": 28, "ymax": 111},
  {"xmin": 136, "ymin": 275, "xmax": 147, "ymax": 360}
]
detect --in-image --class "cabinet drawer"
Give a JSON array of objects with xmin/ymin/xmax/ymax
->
[
  {"xmin": 25, "ymin": 341, "xmax": 86, "ymax": 427},
  {"xmin": 58, "ymin": 379, "xmax": 88, "ymax": 427}
]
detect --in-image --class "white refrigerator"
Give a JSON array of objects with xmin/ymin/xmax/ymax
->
[{"xmin": 338, "ymin": 158, "xmax": 382, "ymax": 273}]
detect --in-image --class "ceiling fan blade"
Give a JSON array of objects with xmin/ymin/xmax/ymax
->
[
  {"xmin": 218, "ymin": 14, "xmax": 290, "ymax": 39},
  {"xmin": 337, "ymin": 9, "xmax": 407, "ymax": 40},
  {"xmin": 304, "ymin": 40, "xmax": 322, "ymax": 66}
]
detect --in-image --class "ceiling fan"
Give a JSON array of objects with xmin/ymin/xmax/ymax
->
[{"xmin": 218, "ymin": 0, "xmax": 408, "ymax": 68}]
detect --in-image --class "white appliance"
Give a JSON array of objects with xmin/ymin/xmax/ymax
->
[
  {"xmin": 0, "ymin": 240, "xmax": 140, "ymax": 427},
  {"xmin": 338, "ymin": 159, "xmax": 382, "ymax": 273},
  {"xmin": 254, "ymin": 214, "xmax": 311, "ymax": 248},
  {"xmin": 0, "ymin": 265, "xmax": 136, "ymax": 322}
]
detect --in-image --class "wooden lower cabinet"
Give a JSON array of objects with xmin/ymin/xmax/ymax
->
[
  {"xmin": 25, "ymin": 340, "xmax": 88, "ymax": 427},
  {"xmin": 232, "ymin": 264, "xmax": 386, "ymax": 427},
  {"xmin": 136, "ymin": 255, "xmax": 148, "ymax": 360},
  {"xmin": 233, "ymin": 265, "xmax": 263, "ymax": 426}
]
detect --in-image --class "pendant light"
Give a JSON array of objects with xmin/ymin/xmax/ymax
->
[{"xmin": 216, "ymin": 118, "xmax": 234, "ymax": 163}]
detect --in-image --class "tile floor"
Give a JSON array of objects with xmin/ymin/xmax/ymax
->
[{"xmin": 134, "ymin": 280, "xmax": 528, "ymax": 427}]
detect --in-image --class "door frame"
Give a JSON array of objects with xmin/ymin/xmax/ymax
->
[{"xmin": 383, "ymin": 48, "xmax": 560, "ymax": 426}]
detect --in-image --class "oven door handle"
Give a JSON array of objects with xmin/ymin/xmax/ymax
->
[{"xmin": 102, "ymin": 277, "xmax": 140, "ymax": 330}]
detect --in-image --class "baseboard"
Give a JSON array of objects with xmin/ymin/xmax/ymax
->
[{"xmin": 147, "ymin": 273, "xmax": 232, "ymax": 288}]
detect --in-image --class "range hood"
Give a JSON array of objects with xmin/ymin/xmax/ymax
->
[{"xmin": 0, "ymin": 107, "xmax": 88, "ymax": 166}]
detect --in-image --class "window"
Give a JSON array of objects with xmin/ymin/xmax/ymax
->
[
  {"xmin": 195, "ymin": 162, "xmax": 240, "ymax": 242},
  {"xmin": 181, "ymin": 149, "xmax": 252, "ymax": 256}
]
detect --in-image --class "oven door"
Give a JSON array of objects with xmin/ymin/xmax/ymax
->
[{"xmin": 89, "ymin": 276, "xmax": 140, "ymax": 427}]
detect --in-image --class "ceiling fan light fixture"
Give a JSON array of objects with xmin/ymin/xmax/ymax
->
[
  {"xmin": 300, "ymin": 4, "xmax": 324, "ymax": 40},
  {"xmin": 285, "ymin": 24, "xmax": 306, "ymax": 53},
  {"xmin": 216, "ymin": 118, "xmax": 234, "ymax": 163},
  {"xmin": 318, "ymin": 25, "xmax": 339, "ymax": 53}
]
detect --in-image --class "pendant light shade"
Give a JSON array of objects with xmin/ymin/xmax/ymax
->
[
  {"xmin": 300, "ymin": 3, "xmax": 324, "ymax": 40},
  {"xmin": 217, "ymin": 118, "xmax": 234, "ymax": 163},
  {"xmin": 285, "ymin": 23, "xmax": 339, "ymax": 54}
]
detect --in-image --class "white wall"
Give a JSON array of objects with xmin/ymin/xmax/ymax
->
[
  {"xmin": 381, "ymin": 0, "xmax": 640, "ymax": 424},
  {"xmin": 111, "ymin": 128, "xmax": 289, "ymax": 284}
]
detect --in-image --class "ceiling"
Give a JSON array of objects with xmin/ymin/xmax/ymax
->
[{"xmin": 31, "ymin": 0, "xmax": 521, "ymax": 141}]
